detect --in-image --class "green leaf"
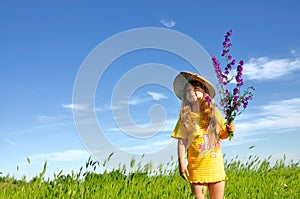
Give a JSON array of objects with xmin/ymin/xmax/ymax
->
[{"xmin": 26, "ymin": 157, "xmax": 31, "ymax": 164}]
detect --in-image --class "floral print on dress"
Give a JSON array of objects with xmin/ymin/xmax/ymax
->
[
  {"xmin": 198, "ymin": 134, "xmax": 220, "ymax": 158},
  {"xmin": 198, "ymin": 134, "xmax": 209, "ymax": 151}
]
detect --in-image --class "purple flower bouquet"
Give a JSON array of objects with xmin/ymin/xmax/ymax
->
[{"xmin": 212, "ymin": 30, "xmax": 255, "ymax": 141}]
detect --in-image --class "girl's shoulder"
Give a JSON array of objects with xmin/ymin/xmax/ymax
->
[{"xmin": 214, "ymin": 108, "xmax": 225, "ymax": 124}]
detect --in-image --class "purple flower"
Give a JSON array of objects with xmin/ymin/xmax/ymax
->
[
  {"xmin": 227, "ymin": 29, "xmax": 232, "ymax": 36},
  {"xmin": 211, "ymin": 29, "xmax": 255, "ymax": 142},
  {"xmin": 205, "ymin": 96, "xmax": 211, "ymax": 106},
  {"xmin": 222, "ymin": 50, "xmax": 227, "ymax": 56},
  {"xmin": 230, "ymin": 59, "xmax": 236, "ymax": 66},
  {"xmin": 237, "ymin": 65, "xmax": 243, "ymax": 71},
  {"xmin": 233, "ymin": 96, "xmax": 239, "ymax": 102},
  {"xmin": 233, "ymin": 88, "xmax": 239, "ymax": 95}
]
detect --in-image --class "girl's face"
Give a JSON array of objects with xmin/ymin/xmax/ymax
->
[{"xmin": 185, "ymin": 83, "xmax": 205, "ymax": 103}]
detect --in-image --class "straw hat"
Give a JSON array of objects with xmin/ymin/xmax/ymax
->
[{"xmin": 173, "ymin": 71, "xmax": 216, "ymax": 99}]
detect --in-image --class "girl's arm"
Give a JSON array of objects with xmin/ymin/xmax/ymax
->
[
  {"xmin": 219, "ymin": 123, "xmax": 236, "ymax": 139},
  {"xmin": 178, "ymin": 138, "xmax": 189, "ymax": 181}
]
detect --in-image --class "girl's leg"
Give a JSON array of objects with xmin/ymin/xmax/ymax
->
[
  {"xmin": 207, "ymin": 181, "xmax": 225, "ymax": 199},
  {"xmin": 190, "ymin": 183, "xmax": 207, "ymax": 199}
]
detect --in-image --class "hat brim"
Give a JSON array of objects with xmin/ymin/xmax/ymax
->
[{"xmin": 173, "ymin": 71, "xmax": 216, "ymax": 100}]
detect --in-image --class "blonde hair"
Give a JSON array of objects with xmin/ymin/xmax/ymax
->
[{"xmin": 180, "ymin": 81, "xmax": 221, "ymax": 148}]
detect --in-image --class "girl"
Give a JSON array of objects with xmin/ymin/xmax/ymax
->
[{"xmin": 172, "ymin": 71, "xmax": 235, "ymax": 199}]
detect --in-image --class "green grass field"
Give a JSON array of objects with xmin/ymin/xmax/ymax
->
[{"xmin": 1, "ymin": 154, "xmax": 299, "ymax": 198}]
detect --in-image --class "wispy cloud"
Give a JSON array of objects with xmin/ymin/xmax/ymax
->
[
  {"xmin": 108, "ymin": 122, "xmax": 167, "ymax": 138},
  {"xmin": 160, "ymin": 18, "xmax": 176, "ymax": 28},
  {"xmin": 30, "ymin": 150, "xmax": 89, "ymax": 162},
  {"xmin": 120, "ymin": 140, "xmax": 173, "ymax": 153},
  {"xmin": 128, "ymin": 96, "xmax": 148, "ymax": 105},
  {"xmin": 107, "ymin": 118, "xmax": 177, "ymax": 137},
  {"xmin": 128, "ymin": 91, "xmax": 168, "ymax": 105},
  {"xmin": 62, "ymin": 103, "xmax": 87, "ymax": 111},
  {"xmin": 35, "ymin": 114, "xmax": 68, "ymax": 124},
  {"xmin": 244, "ymin": 56, "xmax": 300, "ymax": 80},
  {"xmin": 289, "ymin": 50, "xmax": 296, "ymax": 55},
  {"xmin": 3, "ymin": 137, "xmax": 16, "ymax": 145},
  {"xmin": 96, "ymin": 104, "xmax": 121, "ymax": 112},
  {"xmin": 236, "ymin": 97, "xmax": 300, "ymax": 137},
  {"xmin": 88, "ymin": 92, "xmax": 169, "ymax": 112},
  {"xmin": 147, "ymin": 92, "xmax": 167, "ymax": 100}
]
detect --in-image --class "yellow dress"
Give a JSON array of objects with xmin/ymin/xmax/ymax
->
[{"xmin": 171, "ymin": 109, "xmax": 227, "ymax": 184}]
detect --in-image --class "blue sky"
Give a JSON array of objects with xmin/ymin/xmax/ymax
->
[{"xmin": 1, "ymin": 0, "xmax": 300, "ymax": 179}]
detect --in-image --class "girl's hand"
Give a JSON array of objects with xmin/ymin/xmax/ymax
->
[
  {"xmin": 226, "ymin": 123, "xmax": 236, "ymax": 132},
  {"xmin": 179, "ymin": 164, "xmax": 189, "ymax": 181}
]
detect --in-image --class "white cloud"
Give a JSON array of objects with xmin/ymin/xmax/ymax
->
[
  {"xmin": 128, "ymin": 91, "xmax": 168, "ymax": 105},
  {"xmin": 96, "ymin": 92, "xmax": 169, "ymax": 108},
  {"xmin": 107, "ymin": 118, "xmax": 177, "ymax": 138},
  {"xmin": 244, "ymin": 57, "xmax": 300, "ymax": 80},
  {"xmin": 96, "ymin": 103, "xmax": 121, "ymax": 112},
  {"xmin": 3, "ymin": 137, "xmax": 16, "ymax": 145},
  {"xmin": 128, "ymin": 96, "xmax": 148, "ymax": 105},
  {"xmin": 290, "ymin": 50, "xmax": 296, "ymax": 55},
  {"xmin": 236, "ymin": 97, "xmax": 300, "ymax": 136},
  {"xmin": 160, "ymin": 19, "xmax": 176, "ymax": 28},
  {"xmin": 35, "ymin": 114, "xmax": 67, "ymax": 124},
  {"xmin": 62, "ymin": 103, "xmax": 87, "ymax": 111},
  {"xmin": 108, "ymin": 122, "xmax": 166, "ymax": 138},
  {"xmin": 30, "ymin": 150, "xmax": 89, "ymax": 162},
  {"xmin": 221, "ymin": 98, "xmax": 300, "ymax": 148},
  {"xmin": 120, "ymin": 140, "xmax": 173, "ymax": 153},
  {"xmin": 147, "ymin": 91, "xmax": 168, "ymax": 100}
]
